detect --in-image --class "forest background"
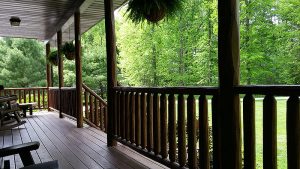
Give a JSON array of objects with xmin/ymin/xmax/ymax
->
[{"xmin": 0, "ymin": 0, "xmax": 299, "ymax": 90}]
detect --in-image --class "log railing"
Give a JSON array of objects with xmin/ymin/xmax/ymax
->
[
  {"xmin": 0, "ymin": 87, "xmax": 48, "ymax": 109},
  {"xmin": 235, "ymin": 85, "xmax": 300, "ymax": 169},
  {"xmin": 83, "ymin": 84, "xmax": 107, "ymax": 132},
  {"xmin": 113, "ymin": 86, "xmax": 219, "ymax": 168},
  {"xmin": 48, "ymin": 87, "xmax": 77, "ymax": 117}
]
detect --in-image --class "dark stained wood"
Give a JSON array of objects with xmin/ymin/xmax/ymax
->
[
  {"xmin": 82, "ymin": 84, "xmax": 107, "ymax": 105},
  {"xmin": 125, "ymin": 92, "xmax": 130, "ymax": 141},
  {"xmin": 147, "ymin": 93, "xmax": 153, "ymax": 152},
  {"xmin": 104, "ymin": 0, "xmax": 117, "ymax": 147},
  {"xmin": 168, "ymin": 94, "xmax": 176, "ymax": 163},
  {"xmin": 153, "ymin": 93, "xmax": 160, "ymax": 155},
  {"xmin": 263, "ymin": 95, "xmax": 277, "ymax": 169},
  {"xmin": 99, "ymin": 103, "xmax": 103, "ymax": 130},
  {"xmin": 23, "ymin": 90, "xmax": 27, "ymax": 103},
  {"xmin": 177, "ymin": 94, "xmax": 186, "ymax": 167},
  {"xmin": 212, "ymin": 95, "xmax": 221, "ymax": 169},
  {"xmin": 286, "ymin": 96, "xmax": 300, "ymax": 169},
  {"xmin": 160, "ymin": 94, "xmax": 167, "ymax": 159},
  {"xmin": 37, "ymin": 89, "xmax": 40, "ymax": 108},
  {"xmin": 130, "ymin": 92, "xmax": 136, "ymax": 143},
  {"xmin": 187, "ymin": 95, "xmax": 197, "ymax": 168},
  {"xmin": 84, "ymin": 91, "xmax": 89, "ymax": 119},
  {"xmin": 46, "ymin": 43, "xmax": 52, "ymax": 93},
  {"xmin": 94, "ymin": 98, "xmax": 99, "ymax": 126},
  {"xmin": 113, "ymin": 92, "xmax": 118, "ymax": 136},
  {"xmin": 117, "ymin": 92, "xmax": 120, "ymax": 136},
  {"xmin": 217, "ymin": 0, "xmax": 241, "ymax": 167},
  {"xmin": 141, "ymin": 93, "xmax": 147, "ymax": 149},
  {"xmin": 199, "ymin": 95, "xmax": 210, "ymax": 169},
  {"xmin": 57, "ymin": 30, "xmax": 63, "ymax": 118},
  {"xmin": 243, "ymin": 94, "xmax": 255, "ymax": 169},
  {"xmin": 89, "ymin": 94, "xmax": 94, "ymax": 123},
  {"xmin": 75, "ymin": 11, "xmax": 83, "ymax": 128},
  {"xmin": 135, "ymin": 93, "xmax": 141, "ymax": 146},
  {"xmin": 28, "ymin": 90, "xmax": 31, "ymax": 102},
  {"xmin": 235, "ymin": 85, "xmax": 300, "ymax": 96},
  {"xmin": 121, "ymin": 92, "xmax": 125, "ymax": 139},
  {"xmin": 114, "ymin": 86, "xmax": 218, "ymax": 95}
]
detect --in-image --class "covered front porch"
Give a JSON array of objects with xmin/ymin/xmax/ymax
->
[{"xmin": 0, "ymin": 111, "xmax": 167, "ymax": 169}]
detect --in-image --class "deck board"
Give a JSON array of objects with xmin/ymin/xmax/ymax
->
[{"xmin": 0, "ymin": 111, "xmax": 169, "ymax": 169}]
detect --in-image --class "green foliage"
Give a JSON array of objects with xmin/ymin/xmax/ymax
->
[
  {"xmin": 0, "ymin": 38, "xmax": 46, "ymax": 87},
  {"xmin": 62, "ymin": 42, "xmax": 75, "ymax": 60},
  {"xmin": 126, "ymin": 0, "xmax": 183, "ymax": 24},
  {"xmin": 47, "ymin": 50, "xmax": 58, "ymax": 66}
]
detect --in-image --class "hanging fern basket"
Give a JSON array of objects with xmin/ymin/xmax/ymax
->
[
  {"xmin": 65, "ymin": 51, "xmax": 75, "ymax": 60},
  {"xmin": 47, "ymin": 51, "xmax": 58, "ymax": 66},
  {"xmin": 144, "ymin": 7, "xmax": 166, "ymax": 23},
  {"xmin": 62, "ymin": 42, "xmax": 75, "ymax": 60},
  {"xmin": 126, "ymin": 0, "xmax": 182, "ymax": 24}
]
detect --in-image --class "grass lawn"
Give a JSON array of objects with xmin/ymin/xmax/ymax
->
[
  {"xmin": 245, "ymin": 98, "xmax": 287, "ymax": 169},
  {"xmin": 192, "ymin": 97, "xmax": 287, "ymax": 168}
]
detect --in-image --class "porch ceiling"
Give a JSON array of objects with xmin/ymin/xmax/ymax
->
[{"xmin": 0, "ymin": 0, "xmax": 126, "ymax": 44}]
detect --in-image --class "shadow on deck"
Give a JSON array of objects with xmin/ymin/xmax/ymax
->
[{"xmin": 0, "ymin": 111, "xmax": 168, "ymax": 169}]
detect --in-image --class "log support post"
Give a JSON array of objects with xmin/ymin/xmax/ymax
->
[
  {"xmin": 218, "ymin": 0, "xmax": 241, "ymax": 168},
  {"xmin": 57, "ymin": 30, "xmax": 64, "ymax": 118},
  {"xmin": 75, "ymin": 11, "xmax": 83, "ymax": 128},
  {"xmin": 104, "ymin": 0, "xmax": 117, "ymax": 146},
  {"xmin": 46, "ymin": 43, "xmax": 52, "ymax": 111}
]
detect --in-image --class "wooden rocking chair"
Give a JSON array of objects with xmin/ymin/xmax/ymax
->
[
  {"xmin": 0, "ymin": 86, "xmax": 26, "ymax": 130},
  {"xmin": 0, "ymin": 141, "xmax": 59, "ymax": 169}
]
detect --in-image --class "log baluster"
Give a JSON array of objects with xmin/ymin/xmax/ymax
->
[
  {"xmin": 23, "ymin": 90, "xmax": 26, "ymax": 103},
  {"xmin": 37, "ymin": 89, "xmax": 41, "ymax": 109},
  {"xmin": 178, "ymin": 94, "xmax": 186, "ymax": 167},
  {"xmin": 28, "ymin": 90, "xmax": 31, "ymax": 102},
  {"xmin": 121, "ymin": 92, "xmax": 125, "ymax": 139},
  {"xmin": 153, "ymin": 93, "xmax": 160, "ymax": 155},
  {"xmin": 187, "ymin": 94, "xmax": 196, "ymax": 168},
  {"xmin": 212, "ymin": 95, "xmax": 221, "ymax": 169},
  {"xmin": 168, "ymin": 94, "xmax": 176, "ymax": 162},
  {"xmin": 84, "ymin": 91, "xmax": 89, "ymax": 119},
  {"xmin": 286, "ymin": 95, "xmax": 299, "ymax": 169},
  {"xmin": 199, "ymin": 95, "xmax": 210, "ymax": 169},
  {"xmin": 135, "ymin": 92, "xmax": 141, "ymax": 146},
  {"xmin": 94, "ymin": 98, "xmax": 99, "ymax": 126},
  {"xmin": 99, "ymin": 103, "xmax": 103, "ymax": 130},
  {"xmin": 147, "ymin": 93, "xmax": 153, "ymax": 152},
  {"xmin": 141, "ymin": 93, "xmax": 147, "ymax": 149},
  {"xmin": 263, "ymin": 95, "xmax": 277, "ymax": 169},
  {"xmin": 160, "ymin": 93, "xmax": 167, "ymax": 159},
  {"xmin": 125, "ymin": 92, "xmax": 130, "ymax": 141},
  {"xmin": 243, "ymin": 94, "xmax": 255, "ymax": 169},
  {"xmin": 89, "ymin": 94, "xmax": 94, "ymax": 123},
  {"xmin": 130, "ymin": 92, "xmax": 136, "ymax": 143}
]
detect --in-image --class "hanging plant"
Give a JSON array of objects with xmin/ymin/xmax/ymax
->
[
  {"xmin": 62, "ymin": 42, "xmax": 75, "ymax": 60},
  {"xmin": 126, "ymin": 0, "xmax": 183, "ymax": 24},
  {"xmin": 47, "ymin": 50, "xmax": 58, "ymax": 66}
]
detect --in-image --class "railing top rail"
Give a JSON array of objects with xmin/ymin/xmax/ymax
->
[
  {"xmin": 82, "ymin": 84, "xmax": 107, "ymax": 105},
  {"xmin": 49, "ymin": 87, "xmax": 76, "ymax": 90},
  {"xmin": 114, "ymin": 86, "xmax": 219, "ymax": 95},
  {"xmin": 3, "ymin": 87, "xmax": 48, "ymax": 90},
  {"xmin": 235, "ymin": 85, "xmax": 300, "ymax": 96}
]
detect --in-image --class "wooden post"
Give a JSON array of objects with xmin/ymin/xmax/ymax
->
[
  {"xmin": 75, "ymin": 11, "xmax": 83, "ymax": 128},
  {"xmin": 218, "ymin": 0, "xmax": 241, "ymax": 168},
  {"xmin": 46, "ymin": 43, "xmax": 52, "ymax": 111},
  {"xmin": 104, "ymin": 0, "xmax": 117, "ymax": 146},
  {"xmin": 57, "ymin": 30, "xmax": 64, "ymax": 118}
]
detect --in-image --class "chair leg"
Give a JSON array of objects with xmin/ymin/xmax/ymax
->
[{"xmin": 19, "ymin": 151, "xmax": 35, "ymax": 166}]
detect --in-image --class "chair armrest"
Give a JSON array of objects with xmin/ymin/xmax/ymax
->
[{"xmin": 0, "ymin": 141, "xmax": 40, "ymax": 157}]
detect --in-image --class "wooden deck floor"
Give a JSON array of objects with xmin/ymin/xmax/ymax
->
[{"xmin": 0, "ymin": 111, "xmax": 168, "ymax": 169}]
